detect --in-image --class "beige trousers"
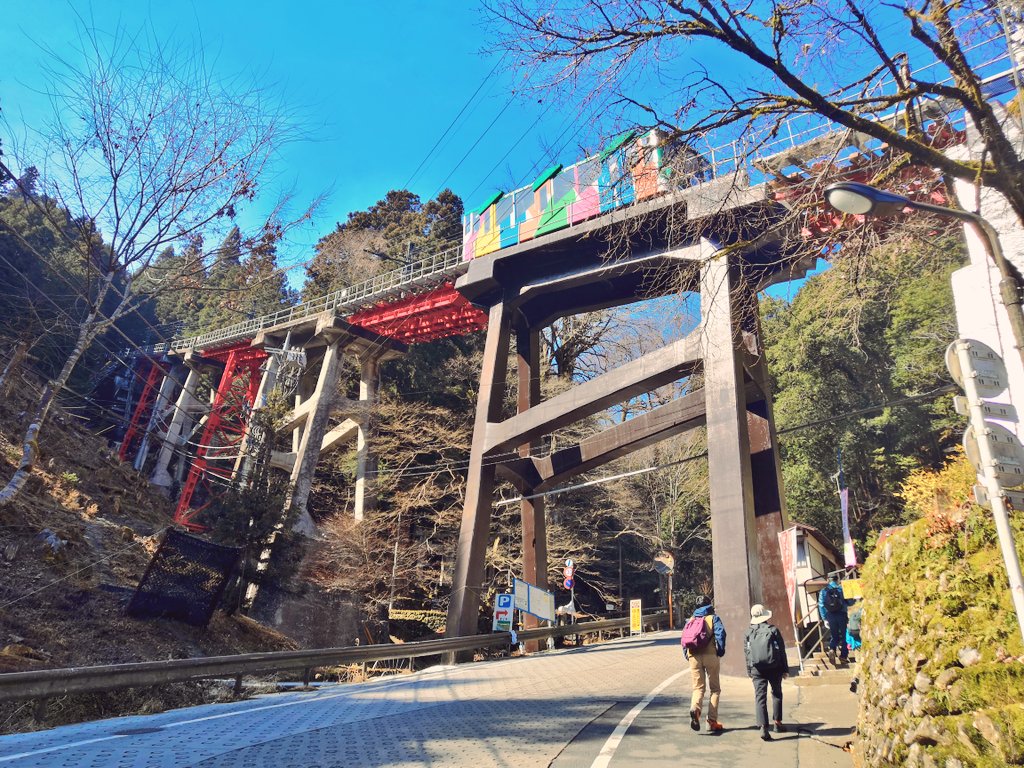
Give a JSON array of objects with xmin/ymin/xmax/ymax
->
[{"xmin": 688, "ymin": 647, "xmax": 721, "ymax": 721}]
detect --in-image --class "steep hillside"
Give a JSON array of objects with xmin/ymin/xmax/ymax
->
[
  {"xmin": 857, "ymin": 477, "xmax": 1024, "ymax": 766},
  {"xmin": 0, "ymin": 375, "xmax": 296, "ymax": 731}
]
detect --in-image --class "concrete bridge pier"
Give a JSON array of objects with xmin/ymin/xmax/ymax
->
[
  {"xmin": 446, "ymin": 300, "xmax": 510, "ymax": 642},
  {"xmin": 132, "ymin": 362, "xmax": 185, "ymax": 473},
  {"xmin": 353, "ymin": 353, "xmax": 380, "ymax": 522},
  {"xmin": 258, "ymin": 316, "xmax": 403, "ymax": 529},
  {"xmin": 149, "ymin": 360, "xmax": 203, "ymax": 491},
  {"xmin": 516, "ymin": 324, "xmax": 548, "ymax": 646},
  {"xmin": 283, "ymin": 336, "xmax": 343, "ymax": 534},
  {"xmin": 444, "ymin": 185, "xmax": 807, "ymax": 671},
  {"xmin": 231, "ymin": 347, "xmax": 284, "ymax": 486},
  {"xmin": 700, "ymin": 245, "xmax": 792, "ymax": 664}
]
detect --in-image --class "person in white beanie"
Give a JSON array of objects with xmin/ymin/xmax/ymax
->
[{"xmin": 743, "ymin": 603, "xmax": 788, "ymax": 741}]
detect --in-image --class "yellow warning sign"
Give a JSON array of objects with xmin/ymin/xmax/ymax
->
[
  {"xmin": 629, "ymin": 599, "xmax": 642, "ymax": 635},
  {"xmin": 841, "ymin": 579, "xmax": 863, "ymax": 599}
]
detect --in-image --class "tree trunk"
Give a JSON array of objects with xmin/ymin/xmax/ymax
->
[
  {"xmin": 0, "ymin": 342, "xmax": 29, "ymax": 397},
  {"xmin": 0, "ymin": 276, "xmax": 113, "ymax": 507}
]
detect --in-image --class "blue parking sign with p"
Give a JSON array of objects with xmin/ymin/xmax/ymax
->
[{"xmin": 493, "ymin": 593, "xmax": 514, "ymax": 631}]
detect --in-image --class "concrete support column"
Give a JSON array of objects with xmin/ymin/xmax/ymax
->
[
  {"xmin": 700, "ymin": 243, "xmax": 762, "ymax": 676},
  {"xmin": 292, "ymin": 391, "xmax": 302, "ymax": 454},
  {"xmin": 134, "ymin": 363, "xmax": 183, "ymax": 472},
  {"xmin": 516, "ymin": 324, "xmax": 548, "ymax": 643},
  {"xmin": 353, "ymin": 354, "xmax": 380, "ymax": 522},
  {"xmin": 151, "ymin": 365, "xmax": 201, "ymax": 489},
  {"xmin": 285, "ymin": 339, "xmax": 343, "ymax": 534},
  {"xmin": 746, "ymin": 391, "xmax": 795, "ymax": 647},
  {"xmin": 446, "ymin": 301, "xmax": 511, "ymax": 641},
  {"xmin": 233, "ymin": 354, "xmax": 281, "ymax": 484}
]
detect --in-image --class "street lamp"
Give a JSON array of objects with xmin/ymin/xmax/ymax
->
[{"xmin": 824, "ymin": 181, "xmax": 1024, "ymax": 369}]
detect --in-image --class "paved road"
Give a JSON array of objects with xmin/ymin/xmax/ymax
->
[{"xmin": 0, "ymin": 632, "xmax": 856, "ymax": 767}]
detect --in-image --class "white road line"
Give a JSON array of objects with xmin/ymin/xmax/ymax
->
[
  {"xmin": 589, "ymin": 669, "xmax": 687, "ymax": 768},
  {"xmin": 0, "ymin": 635, "xmax": 665, "ymax": 763},
  {"xmin": 0, "ymin": 735, "xmax": 125, "ymax": 764}
]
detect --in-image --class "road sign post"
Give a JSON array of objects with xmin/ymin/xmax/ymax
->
[
  {"xmin": 947, "ymin": 339, "xmax": 1024, "ymax": 645},
  {"xmin": 629, "ymin": 599, "xmax": 642, "ymax": 636},
  {"xmin": 653, "ymin": 551, "xmax": 675, "ymax": 628}
]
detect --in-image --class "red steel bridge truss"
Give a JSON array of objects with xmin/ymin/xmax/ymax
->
[{"xmin": 173, "ymin": 344, "xmax": 267, "ymax": 529}]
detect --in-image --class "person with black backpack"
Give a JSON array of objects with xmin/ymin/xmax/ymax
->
[
  {"xmin": 818, "ymin": 576, "xmax": 853, "ymax": 663},
  {"xmin": 744, "ymin": 603, "xmax": 788, "ymax": 742}
]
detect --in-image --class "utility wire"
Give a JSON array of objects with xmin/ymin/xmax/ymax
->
[
  {"xmin": 491, "ymin": 383, "xmax": 956, "ymax": 505},
  {"xmin": 403, "ymin": 53, "xmax": 508, "ymax": 191}
]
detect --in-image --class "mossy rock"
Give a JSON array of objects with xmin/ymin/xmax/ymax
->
[
  {"xmin": 387, "ymin": 609, "xmax": 446, "ymax": 641},
  {"xmin": 857, "ymin": 507, "xmax": 1024, "ymax": 766}
]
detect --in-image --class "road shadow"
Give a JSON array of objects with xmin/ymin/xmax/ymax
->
[{"xmin": 794, "ymin": 721, "xmax": 855, "ymax": 737}]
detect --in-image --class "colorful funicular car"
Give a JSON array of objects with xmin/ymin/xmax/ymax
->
[{"xmin": 461, "ymin": 128, "xmax": 713, "ymax": 261}]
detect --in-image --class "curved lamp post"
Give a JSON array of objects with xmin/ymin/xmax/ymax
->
[
  {"xmin": 824, "ymin": 181, "xmax": 1024, "ymax": 369},
  {"xmin": 825, "ymin": 181, "xmax": 1024, "ymax": 645}
]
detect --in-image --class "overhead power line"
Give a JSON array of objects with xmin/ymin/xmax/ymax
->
[{"xmin": 492, "ymin": 384, "xmax": 956, "ymax": 506}]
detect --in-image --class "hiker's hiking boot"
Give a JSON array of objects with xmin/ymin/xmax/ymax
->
[
  {"xmin": 761, "ymin": 727, "xmax": 773, "ymax": 741},
  {"xmin": 689, "ymin": 707, "xmax": 700, "ymax": 731},
  {"xmin": 707, "ymin": 719, "xmax": 724, "ymax": 732},
  {"xmin": 774, "ymin": 721, "xmax": 787, "ymax": 733}
]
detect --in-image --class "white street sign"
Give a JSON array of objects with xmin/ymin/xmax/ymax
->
[
  {"xmin": 973, "ymin": 484, "xmax": 1024, "ymax": 511},
  {"xmin": 513, "ymin": 577, "xmax": 555, "ymax": 622},
  {"xmin": 963, "ymin": 422, "xmax": 1024, "ymax": 487},
  {"xmin": 946, "ymin": 339, "xmax": 1008, "ymax": 398},
  {"xmin": 492, "ymin": 593, "xmax": 513, "ymax": 632},
  {"xmin": 953, "ymin": 395, "xmax": 1018, "ymax": 422}
]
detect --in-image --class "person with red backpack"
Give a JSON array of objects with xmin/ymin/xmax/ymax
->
[{"xmin": 681, "ymin": 595, "xmax": 727, "ymax": 732}]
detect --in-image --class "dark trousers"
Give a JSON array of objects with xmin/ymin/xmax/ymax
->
[
  {"xmin": 826, "ymin": 611, "xmax": 849, "ymax": 658},
  {"xmin": 752, "ymin": 671, "xmax": 784, "ymax": 728}
]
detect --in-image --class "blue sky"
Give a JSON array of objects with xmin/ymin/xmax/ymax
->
[
  {"xmin": 2, "ymin": 2, "xmax": 613, "ymax": 273},
  {"xmin": 8, "ymin": 1, "xmax": 943, "ymax": 300}
]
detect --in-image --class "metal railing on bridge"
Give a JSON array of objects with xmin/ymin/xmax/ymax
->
[{"xmin": 165, "ymin": 244, "xmax": 468, "ymax": 354}]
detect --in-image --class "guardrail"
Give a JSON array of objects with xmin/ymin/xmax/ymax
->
[
  {"xmin": 165, "ymin": 244, "xmax": 468, "ymax": 354},
  {"xmin": 0, "ymin": 612, "xmax": 669, "ymax": 704}
]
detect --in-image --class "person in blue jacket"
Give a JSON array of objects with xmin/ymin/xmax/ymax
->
[
  {"xmin": 683, "ymin": 595, "xmax": 727, "ymax": 732},
  {"xmin": 818, "ymin": 576, "xmax": 854, "ymax": 663}
]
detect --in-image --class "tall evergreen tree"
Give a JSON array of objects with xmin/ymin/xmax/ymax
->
[
  {"xmin": 304, "ymin": 189, "xmax": 463, "ymax": 299},
  {"xmin": 762, "ymin": 228, "xmax": 964, "ymax": 546}
]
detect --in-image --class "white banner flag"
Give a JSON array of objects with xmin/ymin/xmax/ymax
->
[{"xmin": 840, "ymin": 487, "xmax": 857, "ymax": 568}]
